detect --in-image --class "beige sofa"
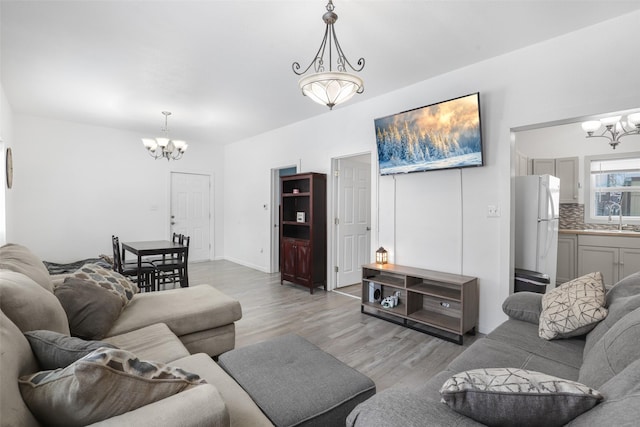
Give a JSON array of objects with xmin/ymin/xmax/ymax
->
[{"xmin": 0, "ymin": 243, "xmax": 276, "ymax": 427}]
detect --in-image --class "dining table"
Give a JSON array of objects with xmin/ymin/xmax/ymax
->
[{"xmin": 121, "ymin": 240, "xmax": 189, "ymax": 288}]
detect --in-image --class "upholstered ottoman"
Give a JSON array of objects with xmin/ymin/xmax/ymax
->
[{"xmin": 218, "ymin": 334, "xmax": 376, "ymax": 427}]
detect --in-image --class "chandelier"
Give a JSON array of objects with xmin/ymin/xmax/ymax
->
[
  {"xmin": 141, "ymin": 111, "xmax": 188, "ymax": 161},
  {"xmin": 581, "ymin": 113, "xmax": 640, "ymax": 149},
  {"xmin": 292, "ymin": 0, "xmax": 365, "ymax": 110}
]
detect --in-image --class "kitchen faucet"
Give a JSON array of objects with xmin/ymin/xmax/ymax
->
[{"xmin": 607, "ymin": 201, "xmax": 624, "ymax": 230}]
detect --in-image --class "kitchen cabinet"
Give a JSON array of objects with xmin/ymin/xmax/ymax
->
[
  {"xmin": 556, "ymin": 158, "xmax": 579, "ymax": 203},
  {"xmin": 577, "ymin": 235, "xmax": 640, "ymax": 285},
  {"xmin": 532, "ymin": 158, "xmax": 556, "ymax": 176},
  {"xmin": 556, "ymin": 234, "xmax": 577, "ymax": 285},
  {"xmin": 532, "ymin": 157, "xmax": 579, "ymax": 203},
  {"xmin": 515, "ymin": 150, "xmax": 530, "ymax": 176}
]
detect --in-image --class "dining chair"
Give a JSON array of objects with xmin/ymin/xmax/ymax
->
[
  {"xmin": 143, "ymin": 232, "xmax": 182, "ymax": 263},
  {"xmin": 111, "ymin": 235, "xmax": 157, "ymax": 292},
  {"xmin": 152, "ymin": 234, "xmax": 189, "ymax": 289}
]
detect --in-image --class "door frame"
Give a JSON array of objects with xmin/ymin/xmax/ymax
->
[
  {"xmin": 270, "ymin": 165, "xmax": 298, "ymax": 273},
  {"xmin": 330, "ymin": 152, "xmax": 372, "ymax": 291}
]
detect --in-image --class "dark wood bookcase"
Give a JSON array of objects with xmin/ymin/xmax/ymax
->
[{"xmin": 280, "ymin": 172, "xmax": 327, "ymax": 293}]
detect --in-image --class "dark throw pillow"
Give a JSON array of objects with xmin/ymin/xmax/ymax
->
[
  {"xmin": 440, "ymin": 368, "xmax": 603, "ymax": 427},
  {"xmin": 24, "ymin": 330, "xmax": 116, "ymax": 370},
  {"xmin": 54, "ymin": 277, "xmax": 122, "ymax": 340}
]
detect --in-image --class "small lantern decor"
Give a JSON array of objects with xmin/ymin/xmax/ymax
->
[{"xmin": 376, "ymin": 247, "xmax": 388, "ymax": 265}]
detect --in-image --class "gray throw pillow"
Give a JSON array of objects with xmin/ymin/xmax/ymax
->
[
  {"xmin": 24, "ymin": 330, "xmax": 116, "ymax": 370},
  {"xmin": 54, "ymin": 277, "xmax": 123, "ymax": 340},
  {"xmin": 440, "ymin": 368, "xmax": 603, "ymax": 427},
  {"xmin": 502, "ymin": 291, "xmax": 542, "ymax": 324},
  {"xmin": 19, "ymin": 347, "xmax": 206, "ymax": 427}
]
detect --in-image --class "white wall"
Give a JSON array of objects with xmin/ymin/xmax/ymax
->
[
  {"xmin": 0, "ymin": 84, "xmax": 14, "ymax": 245},
  {"xmin": 5, "ymin": 10, "xmax": 640, "ymax": 333},
  {"xmin": 224, "ymin": 10, "xmax": 640, "ymax": 333},
  {"xmin": 516, "ymin": 120, "xmax": 640, "ymax": 204},
  {"xmin": 10, "ymin": 114, "xmax": 224, "ymax": 262}
]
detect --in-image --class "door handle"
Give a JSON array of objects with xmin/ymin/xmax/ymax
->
[
  {"xmin": 171, "ymin": 222, "xmax": 176, "ymax": 225},
  {"xmin": 366, "ymin": 226, "xmax": 371, "ymax": 231}
]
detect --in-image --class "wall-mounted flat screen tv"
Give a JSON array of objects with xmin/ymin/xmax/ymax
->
[{"xmin": 374, "ymin": 92, "xmax": 483, "ymax": 175}]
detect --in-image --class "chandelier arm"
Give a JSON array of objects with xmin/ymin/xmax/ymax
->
[
  {"xmin": 330, "ymin": 25, "xmax": 365, "ymax": 72},
  {"xmin": 147, "ymin": 149, "xmax": 163, "ymax": 160},
  {"xmin": 585, "ymin": 134, "xmax": 621, "ymax": 149},
  {"xmin": 585, "ymin": 134, "xmax": 615, "ymax": 142},
  {"xmin": 292, "ymin": 24, "xmax": 331, "ymax": 76},
  {"xmin": 618, "ymin": 129, "xmax": 640, "ymax": 140}
]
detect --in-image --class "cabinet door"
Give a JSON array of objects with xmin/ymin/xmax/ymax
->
[
  {"xmin": 578, "ymin": 245, "xmax": 618, "ymax": 285},
  {"xmin": 532, "ymin": 159, "xmax": 555, "ymax": 176},
  {"xmin": 295, "ymin": 241, "xmax": 311, "ymax": 284},
  {"xmin": 282, "ymin": 239, "xmax": 297, "ymax": 281},
  {"xmin": 556, "ymin": 157, "xmax": 579, "ymax": 203},
  {"xmin": 620, "ymin": 248, "xmax": 640, "ymax": 281},
  {"xmin": 515, "ymin": 151, "xmax": 529, "ymax": 177},
  {"xmin": 556, "ymin": 235, "xmax": 577, "ymax": 285}
]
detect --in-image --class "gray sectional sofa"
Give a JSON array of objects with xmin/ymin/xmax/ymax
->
[
  {"xmin": 0, "ymin": 243, "xmax": 276, "ymax": 426},
  {"xmin": 0, "ymin": 243, "xmax": 375, "ymax": 427},
  {"xmin": 347, "ymin": 271, "xmax": 640, "ymax": 426}
]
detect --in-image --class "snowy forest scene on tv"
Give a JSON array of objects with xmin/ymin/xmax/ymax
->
[{"xmin": 375, "ymin": 93, "xmax": 483, "ymax": 175}]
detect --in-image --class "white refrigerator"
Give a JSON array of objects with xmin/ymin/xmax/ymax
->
[{"xmin": 515, "ymin": 175, "xmax": 560, "ymax": 290}]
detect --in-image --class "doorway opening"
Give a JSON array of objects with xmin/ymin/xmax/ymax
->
[
  {"xmin": 270, "ymin": 165, "xmax": 298, "ymax": 273},
  {"xmin": 332, "ymin": 153, "xmax": 372, "ymax": 290},
  {"xmin": 170, "ymin": 172, "xmax": 211, "ymax": 262}
]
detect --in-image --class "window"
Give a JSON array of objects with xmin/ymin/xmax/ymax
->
[{"xmin": 584, "ymin": 152, "xmax": 640, "ymax": 225}]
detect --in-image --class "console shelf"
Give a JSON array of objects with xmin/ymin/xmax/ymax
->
[{"xmin": 361, "ymin": 263, "xmax": 478, "ymax": 344}]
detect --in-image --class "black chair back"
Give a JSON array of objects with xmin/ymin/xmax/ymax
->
[{"xmin": 111, "ymin": 235, "xmax": 124, "ymax": 273}]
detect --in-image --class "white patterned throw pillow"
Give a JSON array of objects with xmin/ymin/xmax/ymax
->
[
  {"xmin": 539, "ymin": 272, "xmax": 608, "ymax": 340},
  {"xmin": 440, "ymin": 368, "xmax": 603, "ymax": 427},
  {"xmin": 71, "ymin": 263, "xmax": 138, "ymax": 307}
]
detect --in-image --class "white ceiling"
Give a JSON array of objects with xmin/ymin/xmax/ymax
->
[{"xmin": 2, "ymin": 0, "xmax": 640, "ymax": 146}]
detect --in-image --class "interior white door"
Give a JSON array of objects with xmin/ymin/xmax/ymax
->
[
  {"xmin": 170, "ymin": 172, "xmax": 211, "ymax": 262},
  {"xmin": 337, "ymin": 155, "xmax": 371, "ymax": 287}
]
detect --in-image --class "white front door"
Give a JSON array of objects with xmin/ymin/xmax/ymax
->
[
  {"xmin": 336, "ymin": 155, "xmax": 371, "ymax": 287},
  {"xmin": 170, "ymin": 172, "xmax": 211, "ymax": 262}
]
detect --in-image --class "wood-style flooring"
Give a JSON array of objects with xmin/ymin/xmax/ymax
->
[{"xmin": 189, "ymin": 260, "xmax": 481, "ymax": 392}]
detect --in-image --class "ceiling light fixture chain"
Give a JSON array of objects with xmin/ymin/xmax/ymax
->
[
  {"xmin": 292, "ymin": 0, "xmax": 365, "ymax": 110},
  {"xmin": 141, "ymin": 111, "xmax": 188, "ymax": 161},
  {"xmin": 160, "ymin": 110, "xmax": 171, "ymax": 135}
]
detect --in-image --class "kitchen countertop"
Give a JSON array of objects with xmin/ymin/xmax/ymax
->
[{"xmin": 560, "ymin": 229, "xmax": 640, "ymax": 237}]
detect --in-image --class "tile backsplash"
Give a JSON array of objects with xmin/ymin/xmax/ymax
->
[
  {"xmin": 559, "ymin": 203, "xmax": 585, "ymax": 229},
  {"xmin": 559, "ymin": 203, "xmax": 638, "ymax": 231}
]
